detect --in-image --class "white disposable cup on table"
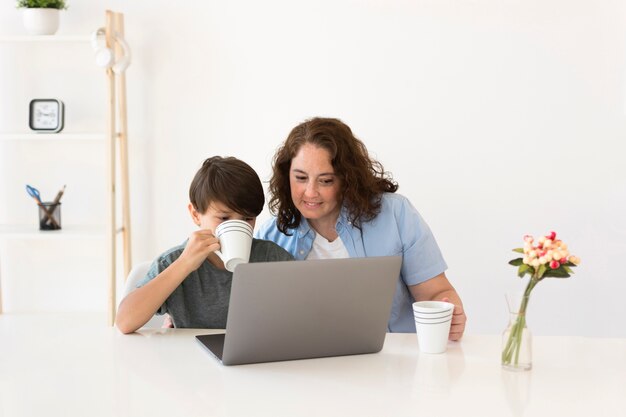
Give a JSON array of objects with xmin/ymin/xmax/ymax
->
[
  {"xmin": 413, "ymin": 301, "xmax": 455, "ymax": 354},
  {"xmin": 214, "ymin": 220, "xmax": 253, "ymax": 272}
]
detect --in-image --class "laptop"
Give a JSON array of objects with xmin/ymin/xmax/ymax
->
[{"xmin": 195, "ymin": 256, "xmax": 401, "ymax": 366}]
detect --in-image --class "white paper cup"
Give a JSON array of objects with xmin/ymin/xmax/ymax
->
[
  {"xmin": 214, "ymin": 220, "xmax": 253, "ymax": 272},
  {"xmin": 412, "ymin": 301, "xmax": 454, "ymax": 315},
  {"xmin": 414, "ymin": 309, "xmax": 453, "ymax": 320},
  {"xmin": 413, "ymin": 301, "xmax": 454, "ymax": 354},
  {"xmin": 414, "ymin": 312, "xmax": 453, "ymax": 323}
]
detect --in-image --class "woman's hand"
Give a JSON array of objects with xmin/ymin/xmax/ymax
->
[
  {"xmin": 409, "ymin": 273, "xmax": 467, "ymax": 340},
  {"xmin": 441, "ymin": 297, "xmax": 466, "ymax": 341}
]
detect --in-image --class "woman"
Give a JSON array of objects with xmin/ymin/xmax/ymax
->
[{"xmin": 256, "ymin": 117, "xmax": 466, "ymax": 338}]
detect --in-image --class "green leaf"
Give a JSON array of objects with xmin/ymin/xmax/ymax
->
[
  {"xmin": 517, "ymin": 264, "xmax": 531, "ymax": 278},
  {"xmin": 509, "ymin": 258, "xmax": 524, "ymax": 266},
  {"xmin": 16, "ymin": 0, "xmax": 67, "ymax": 9},
  {"xmin": 542, "ymin": 269, "xmax": 571, "ymax": 278},
  {"xmin": 563, "ymin": 265, "xmax": 573, "ymax": 274},
  {"xmin": 512, "ymin": 248, "xmax": 525, "ymax": 254}
]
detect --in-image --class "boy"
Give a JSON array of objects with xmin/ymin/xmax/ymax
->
[{"xmin": 115, "ymin": 156, "xmax": 293, "ymax": 334}]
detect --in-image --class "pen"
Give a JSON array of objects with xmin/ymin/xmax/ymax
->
[
  {"xmin": 44, "ymin": 184, "xmax": 66, "ymax": 227},
  {"xmin": 51, "ymin": 184, "xmax": 66, "ymax": 205}
]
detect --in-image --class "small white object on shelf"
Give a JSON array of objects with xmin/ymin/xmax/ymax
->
[{"xmin": 21, "ymin": 8, "xmax": 61, "ymax": 36}]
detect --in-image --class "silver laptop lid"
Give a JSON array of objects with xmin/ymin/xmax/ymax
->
[{"xmin": 220, "ymin": 256, "xmax": 401, "ymax": 365}]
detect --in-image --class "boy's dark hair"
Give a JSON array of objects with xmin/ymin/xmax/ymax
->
[{"xmin": 189, "ymin": 156, "xmax": 265, "ymax": 217}]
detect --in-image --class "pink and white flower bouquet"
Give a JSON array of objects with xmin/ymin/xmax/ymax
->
[{"xmin": 502, "ymin": 231, "xmax": 581, "ymax": 369}]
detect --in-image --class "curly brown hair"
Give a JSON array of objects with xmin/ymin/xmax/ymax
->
[{"xmin": 268, "ymin": 117, "xmax": 398, "ymax": 233}]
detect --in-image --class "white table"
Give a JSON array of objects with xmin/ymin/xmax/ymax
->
[{"xmin": 1, "ymin": 313, "xmax": 624, "ymax": 417}]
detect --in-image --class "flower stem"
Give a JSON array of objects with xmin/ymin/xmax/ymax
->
[{"xmin": 502, "ymin": 276, "xmax": 537, "ymax": 367}]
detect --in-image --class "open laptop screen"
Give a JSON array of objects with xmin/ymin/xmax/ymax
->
[{"xmin": 196, "ymin": 256, "xmax": 401, "ymax": 365}]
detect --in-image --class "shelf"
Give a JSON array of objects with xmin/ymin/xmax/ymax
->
[
  {"xmin": 0, "ymin": 133, "xmax": 105, "ymax": 142},
  {"xmin": 0, "ymin": 224, "xmax": 105, "ymax": 239},
  {"xmin": 0, "ymin": 35, "xmax": 91, "ymax": 43},
  {"xmin": 0, "ymin": 10, "xmax": 128, "ymax": 323}
]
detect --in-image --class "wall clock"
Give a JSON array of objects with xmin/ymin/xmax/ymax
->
[{"xmin": 29, "ymin": 99, "xmax": 65, "ymax": 133}]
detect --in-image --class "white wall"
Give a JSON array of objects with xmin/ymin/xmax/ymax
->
[{"xmin": 1, "ymin": 0, "xmax": 625, "ymax": 336}]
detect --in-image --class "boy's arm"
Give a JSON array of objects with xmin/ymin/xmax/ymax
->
[
  {"xmin": 115, "ymin": 258, "xmax": 194, "ymax": 334},
  {"xmin": 115, "ymin": 229, "xmax": 220, "ymax": 334}
]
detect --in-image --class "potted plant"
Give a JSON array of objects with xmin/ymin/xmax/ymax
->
[{"xmin": 16, "ymin": 0, "xmax": 68, "ymax": 35}]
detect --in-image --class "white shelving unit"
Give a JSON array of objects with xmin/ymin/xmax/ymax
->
[
  {"xmin": 0, "ymin": 35, "xmax": 90, "ymax": 42},
  {"xmin": 0, "ymin": 11, "xmax": 131, "ymax": 322},
  {"xmin": 0, "ymin": 32, "xmax": 106, "ymax": 315},
  {"xmin": 0, "ymin": 224, "xmax": 105, "ymax": 239},
  {"xmin": 0, "ymin": 133, "xmax": 105, "ymax": 142}
]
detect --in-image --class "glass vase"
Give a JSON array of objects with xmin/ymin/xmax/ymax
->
[{"xmin": 501, "ymin": 292, "xmax": 532, "ymax": 371}]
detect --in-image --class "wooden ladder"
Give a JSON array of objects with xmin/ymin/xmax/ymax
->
[{"xmin": 104, "ymin": 10, "xmax": 132, "ymax": 326}]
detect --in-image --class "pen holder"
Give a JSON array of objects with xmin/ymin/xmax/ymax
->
[{"xmin": 38, "ymin": 202, "xmax": 61, "ymax": 231}]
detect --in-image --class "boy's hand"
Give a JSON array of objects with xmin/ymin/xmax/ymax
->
[{"xmin": 178, "ymin": 229, "xmax": 220, "ymax": 273}]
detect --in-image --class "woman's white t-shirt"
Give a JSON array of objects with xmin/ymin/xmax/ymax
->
[{"xmin": 306, "ymin": 233, "xmax": 350, "ymax": 260}]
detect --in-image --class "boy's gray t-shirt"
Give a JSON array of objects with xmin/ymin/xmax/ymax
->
[{"xmin": 137, "ymin": 238, "xmax": 293, "ymax": 328}]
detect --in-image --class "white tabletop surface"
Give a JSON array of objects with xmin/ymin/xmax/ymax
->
[{"xmin": 1, "ymin": 313, "xmax": 624, "ymax": 417}]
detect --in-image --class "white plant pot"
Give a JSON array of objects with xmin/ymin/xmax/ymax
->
[{"xmin": 22, "ymin": 8, "xmax": 60, "ymax": 36}]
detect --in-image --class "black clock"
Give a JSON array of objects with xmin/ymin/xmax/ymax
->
[{"xmin": 29, "ymin": 99, "xmax": 65, "ymax": 133}]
